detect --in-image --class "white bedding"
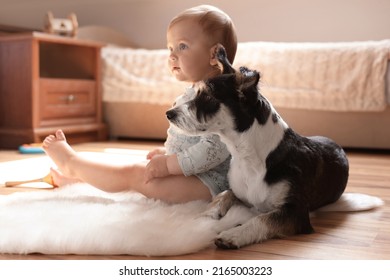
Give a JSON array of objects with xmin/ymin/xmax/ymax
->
[
  {"xmin": 235, "ymin": 40, "xmax": 390, "ymax": 112},
  {"xmin": 101, "ymin": 47, "xmax": 185, "ymax": 105},
  {"xmin": 101, "ymin": 40, "xmax": 390, "ymax": 112}
]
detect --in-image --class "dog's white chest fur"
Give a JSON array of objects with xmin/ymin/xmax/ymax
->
[
  {"xmin": 228, "ymin": 159, "xmax": 288, "ymax": 212},
  {"xmin": 223, "ymin": 117, "xmax": 289, "ymax": 212}
]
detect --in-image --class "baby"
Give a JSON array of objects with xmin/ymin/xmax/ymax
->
[{"xmin": 43, "ymin": 5, "xmax": 238, "ymax": 204}]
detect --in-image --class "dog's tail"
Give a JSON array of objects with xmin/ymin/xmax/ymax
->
[{"xmin": 316, "ymin": 193, "xmax": 384, "ymax": 212}]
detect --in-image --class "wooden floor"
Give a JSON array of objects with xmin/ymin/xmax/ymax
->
[{"xmin": 0, "ymin": 140, "xmax": 389, "ymax": 260}]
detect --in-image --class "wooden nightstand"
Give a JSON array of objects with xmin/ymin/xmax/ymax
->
[{"xmin": 0, "ymin": 32, "xmax": 107, "ymax": 148}]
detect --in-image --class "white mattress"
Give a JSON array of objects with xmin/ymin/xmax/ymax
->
[{"xmin": 101, "ymin": 40, "xmax": 390, "ymax": 112}]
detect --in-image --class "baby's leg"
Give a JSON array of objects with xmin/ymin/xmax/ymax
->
[
  {"xmin": 43, "ymin": 130, "xmax": 77, "ymax": 178},
  {"xmin": 42, "ymin": 130, "xmax": 212, "ymax": 203},
  {"xmin": 43, "ymin": 129, "xmax": 142, "ymax": 193}
]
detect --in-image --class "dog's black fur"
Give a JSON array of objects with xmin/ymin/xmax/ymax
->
[{"xmin": 166, "ymin": 46, "xmax": 349, "ymax": 249}]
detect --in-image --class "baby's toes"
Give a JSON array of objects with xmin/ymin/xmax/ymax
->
[
  {"xmin": 42, "ymin": 135, "xmax": 55, "ymax": 148},
  {"xmin": 55, "ymin": 130, "xmax": 67, "ymax": 141}
]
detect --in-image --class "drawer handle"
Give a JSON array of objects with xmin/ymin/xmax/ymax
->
[{"xmin": 60, "ymin": 95, "xmax": 76, "ymax": 103}]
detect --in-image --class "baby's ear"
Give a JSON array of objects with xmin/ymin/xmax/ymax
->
[{"xmin": 209, "ymin": 44, "xmax": 219, "ymax": 67}]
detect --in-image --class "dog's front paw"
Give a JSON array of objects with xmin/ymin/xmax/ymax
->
[
  {"xmin": 202, "ymin": 205, "xmax": 223, "ymax": 220},
  {"xmin": 202, "ymin": 190, "xmax": 236, "ymax": 219},
  {"xmin": 202, "ymin": 199, "xmax": 227, "ymax": 219},
  {"xmin": 214, "ymin": 227, "xmax": 243, "ymax": 249}
]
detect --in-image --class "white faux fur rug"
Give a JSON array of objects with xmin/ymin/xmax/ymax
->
[
  {"xmin": 0, "ymin": 183, "xmax": 255, "ymax": 256},
  {"xmin": 0, "ymin": 152, "xmax": 255, "ymax": 256}
]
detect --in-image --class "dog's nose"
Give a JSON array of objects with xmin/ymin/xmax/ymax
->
[{"xmin": 166, "ymin": 109, "xmax": 177, "ymax": 121}]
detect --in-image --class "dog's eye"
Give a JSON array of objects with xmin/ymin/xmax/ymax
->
[
  {"xmin": 207, "ymin": 83, "xmax": 215, "ymax": 92},
  {"xmin": 202, "ymin": 94, "xmax": 215, "ymax": 103}
]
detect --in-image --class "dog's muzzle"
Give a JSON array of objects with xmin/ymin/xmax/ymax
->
[{"xmin": 166, "ymin": 109, "xmax": 177, "ymax": 122}]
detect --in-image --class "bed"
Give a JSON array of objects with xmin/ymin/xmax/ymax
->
[{"xmin": 100, "ymin": 40, "xmax": 390, "ymax": 149}]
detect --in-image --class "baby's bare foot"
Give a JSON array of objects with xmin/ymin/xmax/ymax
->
[{"xmin": 43, "ymin": 130, "xmax": 77, "ymax": 177}]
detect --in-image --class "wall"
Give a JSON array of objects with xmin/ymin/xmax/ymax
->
[{"xmin": 0, "ymin": 0, "xmax": 389, "ymax": 49}]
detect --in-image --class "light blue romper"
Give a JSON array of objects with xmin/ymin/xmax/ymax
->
[{"xmin": 164, "ymin": 87, "xmax": 231, "ymax": 196}]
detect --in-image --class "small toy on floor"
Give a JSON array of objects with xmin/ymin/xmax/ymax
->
[
  {"xmin": 18, "ymin": 143, "xmax": 45, "ymax": 154},
  {"xmin": 5, "ymin": 173, "xmax": 57, "ymax": 188}
]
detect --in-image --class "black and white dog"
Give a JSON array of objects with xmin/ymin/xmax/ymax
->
[{"xmin": 166, "ymin": 46, "xmax": 382, "ymax": 249}]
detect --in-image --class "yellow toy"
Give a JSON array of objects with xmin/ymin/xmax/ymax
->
[{"xmin": 5, "ymin": 173, "xmax": 57, "ymax": 188}]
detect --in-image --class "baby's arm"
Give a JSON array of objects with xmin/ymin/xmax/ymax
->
[
  {"xmin": 177, "ymin": 134, "xmax": 230, "ymax": 176},
  {"xmin": 144, "ymin": 134, "xmax": 229, "ymax": 182}
]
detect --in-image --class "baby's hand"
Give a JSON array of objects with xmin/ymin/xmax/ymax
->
[
  {"xmin": 144, "ymin": 154, "xmax": 170, "ymax": 183},
  {"xmin": 146, "ymin": 147, "xmax": 166, "ymax": 160}
]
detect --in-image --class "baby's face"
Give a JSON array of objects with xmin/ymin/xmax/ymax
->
[{"xmin": 167, "ymin": 19, "xmax": 219, "ymax": 83}]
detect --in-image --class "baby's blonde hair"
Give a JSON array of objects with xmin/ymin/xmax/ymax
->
[{"xmin": 168, "ymin": 5, "xmax": 237, "ymax": 64}]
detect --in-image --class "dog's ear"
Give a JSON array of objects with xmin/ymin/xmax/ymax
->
[
  {"xmin": 215, "ymin": 44, "xmax": 235, "ymax": 74},
  {"xmin": 239, "ymin": 66, "xmax": 255, "ymax": 77},
  {"xmin": 238, "ymin": 68, "xmax": 260, "ymax": 91},
  {"xmin": 235, "ymin": 68, "xmax": 261, "ymax": 105}
]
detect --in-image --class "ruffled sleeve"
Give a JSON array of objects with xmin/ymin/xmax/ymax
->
[{"xmin": 176, "ymin": 134, "xmax": 230, "ymax": 176}]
